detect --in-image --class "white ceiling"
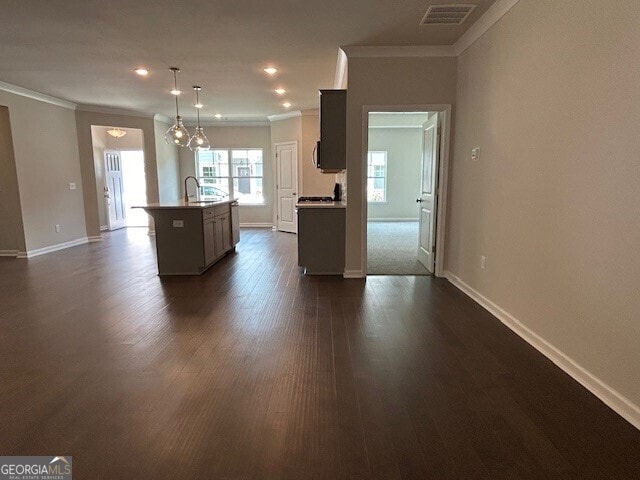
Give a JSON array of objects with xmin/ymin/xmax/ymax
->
[{"xmin": 0, "ymin": 0, "xmax": 496, "ymax": 120}]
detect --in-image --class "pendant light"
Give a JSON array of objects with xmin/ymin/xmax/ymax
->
[
  {"xmin": 188, "ymin": 86, "xmax": 211, "ymax": 151},
  {"xmin": 164, "ymin": 67, "xmax": 190, "ymax": 147}
]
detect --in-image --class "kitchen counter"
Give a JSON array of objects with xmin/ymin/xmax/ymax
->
[
  {"xmin": 295, "ymin": 200, "xmax": 346, "ymax": 209},
  {"xmin": 136, "ymin": 199, "xmax": 240, "ymax": 275},
  {"xmin": 135, "ymin": 198, "xmax": 237, "ymax": 210}
]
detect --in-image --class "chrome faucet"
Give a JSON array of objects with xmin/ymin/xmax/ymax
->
[{"xmin": 184, "ymin": 176, "xmax": 200, "ymax": 202}]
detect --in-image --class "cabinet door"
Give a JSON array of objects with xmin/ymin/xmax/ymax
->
[
  {"xmin": 221, "ymin": 214, "xmax": 232, "ymax": 252},
  {"xmin": 318, "ymin": 89, "xmax": 346, "ymax": 171},
  {"xmin": 203, "ymin": 219, "xmax": 216, "ymax": 265},
  {"xmin": 213, "ymin": 217, "xmax": 224, "ymax": 258}
]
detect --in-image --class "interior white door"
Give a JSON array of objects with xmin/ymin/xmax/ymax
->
[
  {"xmin": 276, "ymin": 142, "xmax": 298, "ymax": 233},
  {"xmin": 104, "ymin": 150, "xmax": 126, "ymax": 231},
  {"xmin": 417, "ymin": 115, "xmax": 440, "ymax": 273}
]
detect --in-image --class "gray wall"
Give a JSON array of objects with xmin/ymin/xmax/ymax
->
[
  {"xmin": 0, "ymin": 90, "xmax": 86, "ymax": 252},
  {"xmin": 0, "ymin": 106, "xmax": 26, "ymax": 252},
  {"xmin": 344, "ymin": 56, "xmax": 458, "ymax": 274},
  {"xmin": 179, "ymin": 125, "xmax": 273, "ymax": 225},
  {"xmin": 448, "ymin": 0, "xmax": 640, "ymax": 409},
  {"xmin": 367, "ymin": 127, "xmax": 422, "ymax": 221},
  {"xmin": 154, "ymin": 120, "xmax": 180, "ymax": 203}
]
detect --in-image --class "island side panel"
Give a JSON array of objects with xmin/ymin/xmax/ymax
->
[{"xmin": 152, "ymin": 209, "xmax": 205, "ymax": 275}]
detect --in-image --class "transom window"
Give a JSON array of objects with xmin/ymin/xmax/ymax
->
[
  {"xmin": 367, "ymin": 151, "xmax": 387, "ymax": 203},
  {"xmin": 196, "ymin": 149, "xmax": 264, "ymax": 205}
]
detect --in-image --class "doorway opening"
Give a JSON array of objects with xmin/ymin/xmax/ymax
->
[
  {"xmin": 90, "ymin": 126, "xmax": 147, "ymax": 231},
  {"xmin": 365, "ymin": 110, "xmax": 446, "ymax": 275}
]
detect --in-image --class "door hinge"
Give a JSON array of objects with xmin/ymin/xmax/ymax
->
[{"xmin": 432, "ymin": 245, "xmax": 436, "ymax": 254}]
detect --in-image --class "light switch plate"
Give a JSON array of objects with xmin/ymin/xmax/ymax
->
[
  {"xmin": 69, "ymin": 182, "xmax": 77, "ymax": 190},
  {"xmin": 471, "ymin": 147, "xmax": 480, "ymax": 162},
  {"xmin": 172, "ymin": 220, "xmax": 184, "ymax": 228}
]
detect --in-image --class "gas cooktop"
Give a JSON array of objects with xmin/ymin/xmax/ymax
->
[{"xmin": 297, "ymin": 196, "xmax": 334, "ymax": 202}]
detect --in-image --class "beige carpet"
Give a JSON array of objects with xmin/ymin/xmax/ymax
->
[{"xmin": 367, "ymin": 221, "xmax": 429, "ymax": 275}]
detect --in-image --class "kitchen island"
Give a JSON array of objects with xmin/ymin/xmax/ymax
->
[{"xmin": 137, "ymin": 199, "xmax": 240, "ymax": 275}]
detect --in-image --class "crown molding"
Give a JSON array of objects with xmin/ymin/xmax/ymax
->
[
  {"xmin": 334, "ymin": 48, "xmax": 348, "ymax": 88},
  {"xmin": 454, "ymin": 0, "xmax": 522, "ymax": 55},
  {"xmin": 185, "ymin": 119, "xmax": 270, "ymax": 127},
  {"xmin": 0, "ymin": 80, "xmax": 77, "ymax": 109},
  {"xmin": 76, "ymin": 104, "xmax": 155, "ymax": 118},
  {"xmin": 341, "ymin": 45, "xmax": 456, "ymax": 58},
  {"xmin": 268, "ymin": 111, "xmax": 302, "ymax": 122}
]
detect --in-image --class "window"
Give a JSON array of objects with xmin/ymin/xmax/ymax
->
[
  {"xmin": 367, "ymin": 151, "xmax": 387, "ymax": 202},
  {"xmin": 196, "ymin": 148, "xmax": 264, "ymax": 204}
]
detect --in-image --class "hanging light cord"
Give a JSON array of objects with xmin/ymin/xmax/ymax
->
[
  {"xmin": 196, "ymin": 89, "xmax": 201, "ymax": 127},
  {"xmin": 173, "ymin": 69, "xmax": 180, "ymax": 118}
]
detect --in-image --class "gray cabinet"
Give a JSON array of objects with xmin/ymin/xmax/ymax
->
[
  {"xmin": 317, "ymin": 89, "xmax": 346, "ymax": 172},
  {"xmin": 297, "ymin": 207, "xmax": 345, "ymax": 275}
]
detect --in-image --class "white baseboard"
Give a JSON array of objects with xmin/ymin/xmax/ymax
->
[
  {"xmin": 17, "ymin": 237, "xmax": 89, "ymax": 258},
  {"xmin": 367, "ymin": 218, "xmax": 419, "ymax": 222},
  {"xmin": 87, "ymin": 236, "xmax": 103, "ymax": 242},
  {"xmin": 240, "ymin": 223, "xmax": 274, "ymax": 228},
  {"xmin": 343, "ymin": 269, "xmax": 365, "ymax": 279},
  {"xmin": 100, "ymin": 225, "xmax": 108, "ymax": 232},
  {"xmin": 0, "ymin": 250, "xmax": 19, "ymax": 257},
  {"xmin": 444, "ymin": 270, "xmax": 640, "ymax": 431}
]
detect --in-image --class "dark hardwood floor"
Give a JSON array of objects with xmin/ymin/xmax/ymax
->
[{"xmin": 0, "ymin": 228, "xmax": 638, "ymax": 479}]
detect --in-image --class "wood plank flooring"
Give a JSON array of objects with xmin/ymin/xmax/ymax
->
[{"xmin": 0, "ymin": 228, "xmax": 638, "ymax": 479}]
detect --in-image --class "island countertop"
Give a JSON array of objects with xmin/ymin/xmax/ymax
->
[{"xmin": 134, "ymin": 198, "xmax": 238, "ymax": 210}]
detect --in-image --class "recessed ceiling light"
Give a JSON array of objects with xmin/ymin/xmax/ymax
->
[
  {"xmin": 275, "ymin": 88, "xmax": 286, "ymax": 95},
  {"xmin": 282, "ymin": 102, "xmax": 292, "ymax": 109},
  {"xmin": 194, "ymin": 103, "xmax": 204, "ymax": 109},
  {"xmin": 214, "ymin": 113, "xmax": 223, "ymax": 119},
  {"xmin": 134, "ymin": 68, "xmax": 149, "ymax": 76},
  {"xmin": 263, "ymin": 67, "xmax": 278, "ymax": 75},
  {"xmin": 170, "ymin": 89, "xmax": 181, "ymax": 96}
]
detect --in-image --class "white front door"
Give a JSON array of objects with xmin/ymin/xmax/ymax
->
[
  {"xmin": 276, "ymin": 142, "xmax": 298, "ymax": 233},
  {"xmin": 417, "ymin": 115, "xmax": 440, "ymax": 273},
  {"xmin": 104, "ymin": 150, "xmax": 126, "ymax": 231}
]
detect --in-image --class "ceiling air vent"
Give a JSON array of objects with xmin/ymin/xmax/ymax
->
[{"xmin": 420, "ymin": 4, "xmax": 477, "ymax": 25}]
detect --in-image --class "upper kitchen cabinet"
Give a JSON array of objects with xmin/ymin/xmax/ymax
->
[{"xmin": 317, "ymin": 89, "xmax": 346, "ymax": 172}]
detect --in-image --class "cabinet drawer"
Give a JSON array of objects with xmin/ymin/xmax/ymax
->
[{"xmin": 202, "ymin": 208, "xmax": 215, "ymax": 220}]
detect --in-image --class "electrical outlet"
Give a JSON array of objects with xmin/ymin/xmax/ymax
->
[
  {"xmin": 69, "ymin": 182, "xmax": 77, "ymax": 190},
  {"xmin": 55, "ymin": 224, "xmax": 61, "ymax": 233},
  {"xmin": 471, "ymin": 147, "xmax": 480, "ymax": 162},
  {"xmin": 480, "ymin": 255, "xmax": 486, "ymax": 270}
]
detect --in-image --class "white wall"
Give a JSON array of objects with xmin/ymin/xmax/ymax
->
[
  {"xmin": 0, "ymin": 90, "xmax": 86, "ymax": 252},
  {"xmin": 179, "ymin": 125, "xmax": 273, "ymax": 225},
  {"xmin": 448, "ymin": 0, "xmax": 640, "ymax": 414},
  {"xmin": 367, "ymin": 126, "xmax": 423, "ymax": 221}
]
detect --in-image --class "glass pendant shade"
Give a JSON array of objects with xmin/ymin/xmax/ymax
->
[
  {"xmin": 189, "ymin": 126, "xmax": 210, "ymax": 151},
  {"xmin": 165, "ymin": 116, "xmax": 190, "ymax": 147}
]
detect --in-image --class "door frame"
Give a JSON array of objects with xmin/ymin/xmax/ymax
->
[
  {"xmin": 361, "ymin": 104, "xmax": 452, "ymax": 277},
  {"xmin": 273, "ymin": 141, "xmax": 299, "ymax": 232}
]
